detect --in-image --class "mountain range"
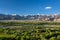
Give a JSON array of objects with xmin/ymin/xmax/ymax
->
[{"xmin": 0, "ymin": 14, "xmax": 60, "ymax": 20}]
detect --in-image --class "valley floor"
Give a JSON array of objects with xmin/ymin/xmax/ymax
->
[{"xmin": 0, "ymin": 21, "xmax": 60, "ymax": 40}]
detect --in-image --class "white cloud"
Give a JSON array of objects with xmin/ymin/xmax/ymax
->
[{"xmin": 45, "ymin": 6, "xmax": 52, "ymax": 10}]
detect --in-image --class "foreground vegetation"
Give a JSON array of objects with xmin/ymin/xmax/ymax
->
[{"xmin": 0, "ymin": 22, "xmax": 60, "ymax": 40}]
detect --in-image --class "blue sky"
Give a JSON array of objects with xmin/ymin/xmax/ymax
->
[{"xmin": 0, "ymin": 0, "xmax": 60, "ymax": 15}]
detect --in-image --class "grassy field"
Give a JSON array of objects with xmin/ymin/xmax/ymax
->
[{"xmin": 0, "ymin": 21, "xmax": 60, "ymax": 40}]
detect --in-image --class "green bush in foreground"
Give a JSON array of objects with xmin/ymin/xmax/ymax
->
[{"xmin": 0, "ymin": 22, "xmax": 60, "ymax": 40}]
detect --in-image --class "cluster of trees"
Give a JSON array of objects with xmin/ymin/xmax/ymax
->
[
  {"xmin": 0, "ymin": 26, "xmax": 60, "ymax": 40},
  {"xmin": 0, "ymin": 22, "xmax": 60, "ymax": 40},
  {"xmin": 0, "ymin": 22, "xmax": 60, "ymax": 26}
]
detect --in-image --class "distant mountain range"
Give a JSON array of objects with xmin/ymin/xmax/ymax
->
[
  {"xmin": 0, "ymin": 14, "xmax": 60, "ymax": 20},
  {"xmin": 0, "ymin": 14, "xmax": 39, "ymax": 20}
]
